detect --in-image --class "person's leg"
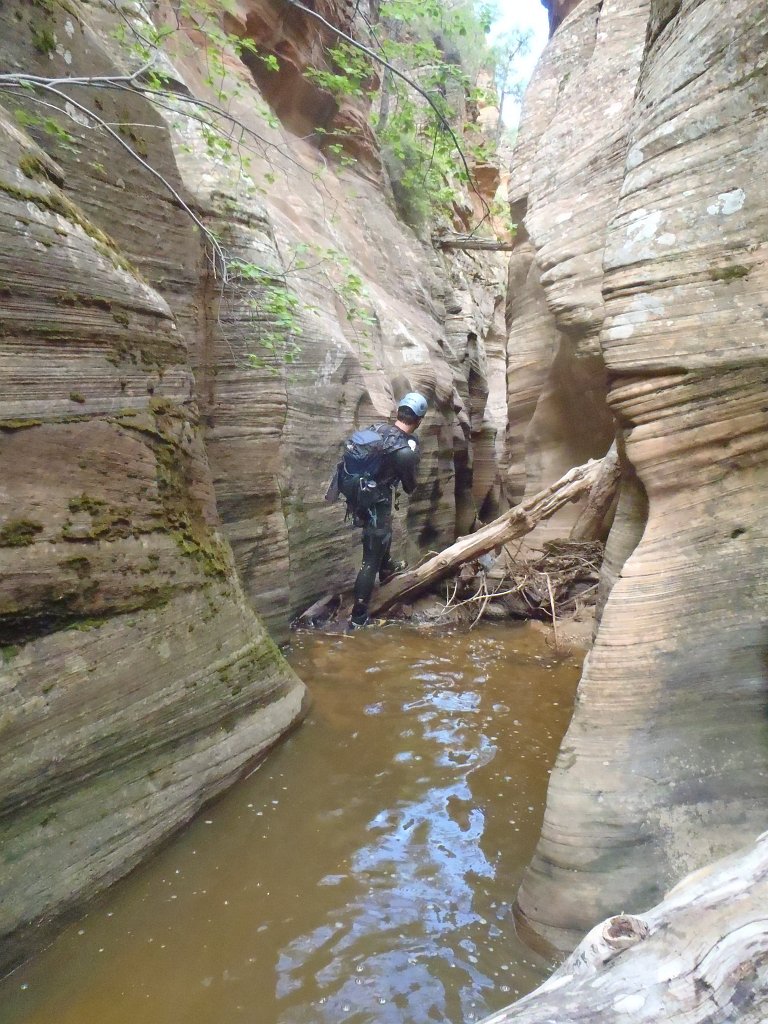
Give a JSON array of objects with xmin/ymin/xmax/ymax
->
[
  {"xmin": 351, "ymin": 504, "xmax": 391, "ymax": 625},
  {"xmin": 377, "ymin": 504, "xmax": 407, "ymax": 581},
  {"xmin": 377, "ymin": 530, "xmax": 393, "ymax": 579}
]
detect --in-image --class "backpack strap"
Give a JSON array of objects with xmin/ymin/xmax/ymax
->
[
  {"xmin": 367, "ymin": 424, "xmax": 414, "ymax": 491},
  {"xmin": 371, "ymin": 423, "xmax": 410, "ymax": 455}
]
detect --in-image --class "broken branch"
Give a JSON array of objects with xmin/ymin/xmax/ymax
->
[
  {"xmin": 368, "ymin": 453, "xmax": 608, "ymax": 617},
  {"xmin": 433, "ymin": 233, "xmax": 517, "ymax": 251},
  {"xmin": 569, "ymin": 441, "xmax": 620, "ymax": 542}
]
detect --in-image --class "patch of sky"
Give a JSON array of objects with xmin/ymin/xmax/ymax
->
[{"xmin": 489, "ymin": 0, "xmax": 550, "ymax": 127}]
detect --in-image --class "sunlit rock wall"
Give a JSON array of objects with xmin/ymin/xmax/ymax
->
[{"xmin": 512, "ymin": 0, "xmax": 768, "ymax": 953}]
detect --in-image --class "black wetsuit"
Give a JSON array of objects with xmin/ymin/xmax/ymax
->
[{"xmin": 351, "ymin": 427, "xmax": 420, "ymax": 620}]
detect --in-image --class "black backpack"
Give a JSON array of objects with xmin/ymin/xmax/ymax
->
[{"xmin": 325, "ymin": 424, "xmax": 407, "ymax": 512}]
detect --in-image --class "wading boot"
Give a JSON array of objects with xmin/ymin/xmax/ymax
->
[{"xmin": 349, "ymin": 603, "xmax": 369, "ymax": 630}]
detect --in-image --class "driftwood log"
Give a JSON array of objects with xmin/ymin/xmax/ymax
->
[
  {"xmin": 433, "ymin": 233, "xmax": 517, "ymax": 251},
  {"xmin": 478, "ymin": 830, "xmax": 768, "ymax": 1023},
  {"xmin": 568, "ymin": 441, "xmax": 620, "ymax": 542},
  {"xmin": 368, "ymin": 454, "xmax": 609, "ymax": 617}
]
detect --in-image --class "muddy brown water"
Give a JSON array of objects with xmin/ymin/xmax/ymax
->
[{"xmin": 1, "ymin": 623, "xmax": 582, "ymax": 1024}]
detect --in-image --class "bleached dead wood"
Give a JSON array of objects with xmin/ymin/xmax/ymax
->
[
  {"xmin": 368, "ymin": 455, "xmax": 606, "ymax": 617},
  {"xmin": 294, "ymin": 592, "xmax": 341, "ymax": 627},
  {"xmin": 433, "ymin": 233, "xmax": 517, "ymax": 251},
  {"xmin": 569, "ymin": 441, "xmax": 620, "ymax": 542},
  {"xmin": 478, "ymin": 830, "xmax": 768, "ymax": 1023}
]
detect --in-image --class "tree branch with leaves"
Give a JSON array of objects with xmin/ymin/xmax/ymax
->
[{"xmin": 0, "ymin": 0, "xmax": 528, "ymax": 367}]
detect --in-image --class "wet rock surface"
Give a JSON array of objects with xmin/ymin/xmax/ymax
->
[{"xmin": 510, "ymin": 0, "xmax": 768, "ymax": 952}]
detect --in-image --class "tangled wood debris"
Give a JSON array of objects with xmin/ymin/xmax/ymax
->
[
  {"xmin": 425, "ymin": 540, "xmax": 604, "ymax": 631},
  {"xmin": 296, "ymin": 448, "xmax": 619, "ymax": 633},
  {"xmin": 295, "ymin": 537, "xmax": 604, "ymax": 640},
  {"xmin": 368, "ymin": 446, "xmax": 616, "ymax": 618}
]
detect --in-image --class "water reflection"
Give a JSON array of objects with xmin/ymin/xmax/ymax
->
[
  {"xmin": 272, "ymin": 634, "xmax": 530, "ymax": 1024},
  {"xmin": 0, "ymin": 624, "xmax": 581, "ymax": 1024}
]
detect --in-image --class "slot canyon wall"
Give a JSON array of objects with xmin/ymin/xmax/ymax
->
[
  {"xmin": 0, "ymin": 0, "xmax": 507, "ymax": 968},
  {"xmin": 508, "ymin": 0, "xmax": 768, "ymax": 953},
  {"xmin": 4, "ymin": 0, "xmax": 765, "ymax": 982}
]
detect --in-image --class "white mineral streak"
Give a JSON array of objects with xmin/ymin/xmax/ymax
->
[
  {"xmin": 613, "ymin": 993, "xmax": 647, "ymax": 1013},
  {"xmin": 707, "ymin": 187, "xmax": 746, "ymax": 215},
  {"xmin": 626, "ymin": 146, "xmax": 644, "ymax": 168}
]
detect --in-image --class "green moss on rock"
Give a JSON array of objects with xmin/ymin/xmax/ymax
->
[
  {"xmin": 61, "ymin": 555, "xmax": 91, "ymax": 577},
  {"xmin": 63, "ymin": 493, "xmax": 140, "ymax": 542},
  {"xmin": 0, "ymin": 180, "xmax": 139, "ymax": 278},
  {"xmin": 68, "ymin": 494, "xmax": 107, "ymax": 516},
  {"xmin": 31, "ymin": 24, "xmax": 56, "ymax": 54},
  {"xmin": 19, "ymin": 154, "xmax": 49, "ymax": 180},
  {"xmin": 0, "ymin": 519, "xmax": 44, "ymax": 547},
  {"xmin": 1, "ymin": 645, "xmax": 20, "ymax": 664},
  {"xmin": 118, "ymin": 410, "xmax": 231, "ymax": 578},
  {"xmin": 0, "ymin": 419, "xmax": 43, "ymax": 430},
  {"xmin": 64, "ymin": 616, "xmax": 110, "ymax": 633},
  {"xmin": 709, "ymin": 264, "xmax": 751, "ymax": 282}
]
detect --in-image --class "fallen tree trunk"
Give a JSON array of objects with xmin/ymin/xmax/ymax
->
[
  {"xmin": 368, "ymin": 454, "xmax": 607, "ymax": 617},
  {"xmin": 569, "ymin": 441, "xmax": 620, "ymax": 542},
  {"xmin": 433, "ymin": 234, "xmax": 517, "ymax": 251},
  {"xmin": 478, "ymin": 830, "xmax": 768, "ymax": 1023}
]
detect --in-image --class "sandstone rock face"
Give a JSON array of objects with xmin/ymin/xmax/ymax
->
[
  {"xmin": 543, "ymin": 0, "xmax": 584, "ymax": 34},
  {"xmin": 0, "ymin": 0, "xmax": 506, "ymax": 966},
  {"xmin": 138, "ymin": 0, "xmax": 508, "ymax": 632},
  {"xmin": 504, "ymin": 0, "xmax": 623, "ymax": 539},
  {"xmin": 512, "ymin": 0, "xmax": 768, "ymax": 952},
  {"xmin": 0, "ymin": 100, "xmax": 305, "ymax": 970},
  {"xmin": 224, "ymin": 0, "xmax": 381, "ymax": 171}
]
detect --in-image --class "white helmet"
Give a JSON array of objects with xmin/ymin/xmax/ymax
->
[{"xmin": 398, "ymin": 392, "xmax": 428, "ymax": 418}]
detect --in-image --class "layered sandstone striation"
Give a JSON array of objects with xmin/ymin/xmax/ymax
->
[
  {"xmin": 0, "ymin": 0, "xmax": 507, "ymax": 967},
  {"xmin": 511, "ymin": 0, "xmax": 768, "ymax": 952},
  {"xmin": 139, "ymin": 0, "xmax": 508, "ymax": 631},
  {"xmin": 504, "ymin": 0, "xmax": 624, "ymax": 539},
  {"xmin": 0, "ymin": 101, "xmax": 306, "ymax": 969}
]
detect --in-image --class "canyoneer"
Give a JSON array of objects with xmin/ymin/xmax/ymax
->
[{"xmin": 326, "ymin": 392, "xmax": 428, "ymax": 629}]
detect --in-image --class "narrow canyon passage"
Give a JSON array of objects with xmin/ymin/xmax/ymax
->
[{"xmin": 0, "ymin": 624, "xmax": 581, "ymax": 1024}]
